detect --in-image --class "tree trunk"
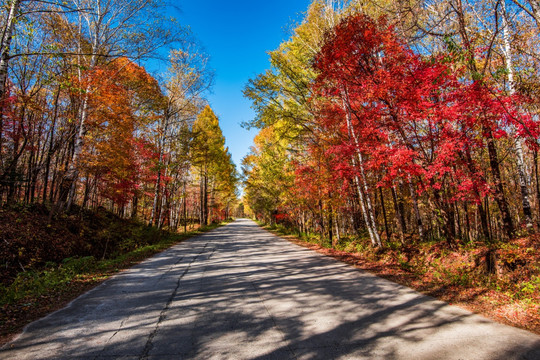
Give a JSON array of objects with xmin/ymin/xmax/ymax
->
[
  {"xmin": 535, "ymin": 150, "xmax": 540, "ymax": 227},
  {"xmin": 183, "ymin": 180, "xmax": 187, "ymax": 233},
  {"xmin": 318, "ymin": 198, "xmax": 325, "ymax": 237},
  {"xmin": 379, "ymin": 187, "xmax": 391, "ymax": 241},
  {"xmin": 64, "ymin": 92, "xmax": 91, "ymax": 212},
  {"xmin": 463, "ymin": 202, "xmax": 472, "ymax": 242},
  {"xmin": 157, "ymin": 166, "xmax": 169, "ymax": 229},
  {"xmin": 81, "ymin": 174, "xmax": 91, "ymax": 209},
  {"xmin": 432, "ymin": 189, "xmax": 455, "ymax": 244},
  {"xmin": 199, "ymin": 169, "xmax": 204, "ymax": 226},
  {"xmin": 131, "ymin": 194, "xmax": 138, "ymax": 219},
  {"xmin": 342, "ymin": 87, "xmax": 382, "ymax": 247},
  {"xmin": 515, "ymin": 139, "xmax": 534, "ymax": 232},
  {"xmin": 158, "ymin": 192, "xmax": 168, "ymax": 229},
  {"xmin": 502, "ymin": 2, "xmax": 534, "ymax": 232},
  {"xmin": 150, "ymin": 162, "xmax": 161, "ymax": 226},
  {"xmin": 463, "ymin": 149, "xmax": 492, "ymax": 242},
  {"xmin": 42, "ymin": 86, "xmax": 61, "ymax": 203},
  {"xmin": 408, "ymin": 175, "xmax": 424, "ymax": 240},
  {"xmin": 203, "ymin": 171, "xmax": 208, "ymax": 225},
  {"xmin": 199, "ymin": 166, "xmax": 208, "ymax": 227},
  {"xmin": 334, "ymin": 212, "xmax": 341, "ymax": 243},
  {"xmin": 25, "ymin": 139, "xmax": 36, "ymax": 204},
  {"xmin": 4, "ymin": 129, "xmax": 27, "ymax": 204},
  {"xmin": 57, "ymin": 2, "xmax": 105, "ymax": 214},
  {"xmin": 486, "ymin": 130, "xmax": 514, "ymax": 239},
  {"xmin": 391, "ymin": 185, "xmax": 406, "ymax": 243},
  {"xmin": 0, "ymin": 0, "xmax": 20, "ymax": 102}
]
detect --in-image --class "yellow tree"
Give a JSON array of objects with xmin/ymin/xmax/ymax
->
[
  {"xmin": 242, "ymin": 124, "xmax": 295, "ymax": 225},
  {"xmin": 191, "ymin": 105, "xmax": 227, "ymax": 225}
]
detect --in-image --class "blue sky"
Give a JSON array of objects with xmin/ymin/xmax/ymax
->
[{"xmin": 172, "ymin": 0, "xmax": 312, "ymax": 169}]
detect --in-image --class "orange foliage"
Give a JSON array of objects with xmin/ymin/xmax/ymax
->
[{"xmin": 79, "ymin": 58, "xmax": 163, "ymax": 206}]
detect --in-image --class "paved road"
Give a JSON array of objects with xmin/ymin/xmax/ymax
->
[{"xmin": 1, "ymin": 219, "xmax": 540, "ymax": 359}]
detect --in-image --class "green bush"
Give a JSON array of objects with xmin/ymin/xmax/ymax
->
[{"xmin": 62, "ymin": 256, "xmax": 97, "ymax": 273}]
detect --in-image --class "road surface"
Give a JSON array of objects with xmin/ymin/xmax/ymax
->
[{"xmin": 1, "ymin": 219, "xmax": 540, "ymax": 359}]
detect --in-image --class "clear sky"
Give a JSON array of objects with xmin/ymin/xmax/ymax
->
[{"xmin": 172, "ymin": 0, "xmax": 312, "ymax": 169}]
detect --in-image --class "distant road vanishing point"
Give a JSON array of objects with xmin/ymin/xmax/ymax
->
[{"xmin": 1, "ymin": 219, "xmax": 540, "ymax": 359}]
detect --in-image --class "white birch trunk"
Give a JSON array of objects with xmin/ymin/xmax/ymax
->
[
  {"xmin": 63, "ymin": 3, "xmax": 102, "ymax": 211},
  {"xmin": 342, "ymin": 88, "xmax": 382, "ymax": 247},
  {"xmin": 502, "ymin": 1, "xmax": 534, "ymax": 232},
  {"xmin": 157, "ymin": 164, "xmax": 169, "ymax": 229},
  {"xmin": 0, "ymin": 0, "xmax": 20, "ymax": 100}
]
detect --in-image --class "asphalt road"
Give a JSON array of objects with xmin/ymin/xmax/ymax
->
[{"xmin": 1, "ymin": 219, "xmax": 540, "ymax": 359}]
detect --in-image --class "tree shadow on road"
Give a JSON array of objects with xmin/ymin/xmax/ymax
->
[{"xmin": 2, "ymin": 220, "xmax": 540, "ymax": 360}]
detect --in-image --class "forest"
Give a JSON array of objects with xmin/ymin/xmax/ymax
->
[
  {"xmin": 0, "ymin": 0, "xmax": 239, "ymax": 227},
  {"xmin": 243, "ymin": 0, "xmax": 540, "ymax": 248},
  {"xmin": 242, "ymin": 0, "xmax": 540, "ymax": 329}
]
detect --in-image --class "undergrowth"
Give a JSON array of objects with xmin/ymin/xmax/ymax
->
[
  {"xmin": 0, "ymin": 203, "xmax": 227, "ymax": 343},
  {"xmin": 0, "ymin": 226, "xmax": 220, "ymax": 305}
]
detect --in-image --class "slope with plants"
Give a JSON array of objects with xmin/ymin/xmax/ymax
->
[{"xmin": 0, "ymin": 203, "xmax": 229, "ymax": 345}]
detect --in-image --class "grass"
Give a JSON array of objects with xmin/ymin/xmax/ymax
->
[
  {"xmin": 1, "ymin": 223, "xmax": 222, "ymax": 305},
  {"xmin": 0, "ymin": 211, "xmax": 227, "ymax": 346}
]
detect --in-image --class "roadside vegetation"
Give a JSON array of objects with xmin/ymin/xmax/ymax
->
[{"xmin": 0, "ymin": 203, "xmax": 228, "ymax": 345}]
